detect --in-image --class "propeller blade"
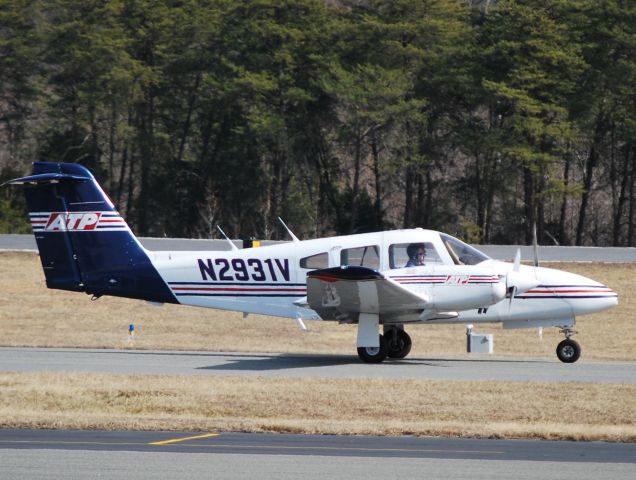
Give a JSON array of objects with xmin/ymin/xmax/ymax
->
[
  {"xmin": 507, "ymin": 285, "xmax": 516, "ymax": 312},
  {"xmin": 505, "ymin": 268, "xmax": 540, "ymax": 314},
  {"xmin": 532, "ymin": 222, "xmax": 539, "ymax": 267},
  {"xmin": 513, "ymin": 248, "xmax": 521, "ymax": 272},
  {"xmin": 506, "ymin": 248, "xmax": 539, "ymax": 314}
]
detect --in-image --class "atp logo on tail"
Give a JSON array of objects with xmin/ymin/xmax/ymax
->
[
  {"xmin": 30, "ymin": 211, "xmax": 127, "ymax": 232},
  {"xmin": 45, "ymin": 212, "xmax": 102, "ymax": 231}
]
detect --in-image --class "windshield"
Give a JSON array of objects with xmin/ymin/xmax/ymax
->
[{"xmin": 440, "ymin": 233, "xmax": 490, "ymax": 265}]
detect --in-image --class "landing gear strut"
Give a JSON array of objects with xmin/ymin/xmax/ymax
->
[{"xmin": 556, "ymin": 328, "xmax": 581, "ymax": 363}]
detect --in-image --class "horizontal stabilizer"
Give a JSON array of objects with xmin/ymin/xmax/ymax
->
[{"xmin": 2, "ymin": 172, "xmax": 90, "ymax": 186}]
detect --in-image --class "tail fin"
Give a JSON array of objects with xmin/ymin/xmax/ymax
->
[{"xmin": 5, "ymin": 162, "xmax": 177, "ymax": 304}]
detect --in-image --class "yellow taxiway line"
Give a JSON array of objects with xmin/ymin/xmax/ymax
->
[{"xmin": 149, "ymin": 433, "xmax": 220, "ymax": 445}]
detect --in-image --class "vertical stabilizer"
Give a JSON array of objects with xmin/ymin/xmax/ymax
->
[{"xmin": 5, "ymin": 162, "xmax": 177, "ymax": 303}]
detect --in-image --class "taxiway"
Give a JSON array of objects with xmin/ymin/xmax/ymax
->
[
  {"xmin": 1, "ymin": 347, "xmax": 634, "ymax": 384},
  {"xmin": 1, "ymin": 429, "xmax": 634, "ymax": 480}
]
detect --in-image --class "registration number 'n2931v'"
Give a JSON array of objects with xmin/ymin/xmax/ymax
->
[{"xmin": 197, "ymin": 258, "xmax": 291, "ymax": 282}]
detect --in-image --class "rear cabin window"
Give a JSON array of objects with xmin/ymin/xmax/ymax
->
[
  {"xmin": 300, "ymin": 252, "xmax": 329, "ymax": 269},
  {"xmin": 340, "ymin": 245, "xmax": 380, "ymax": 269},
  {"xmin": 389, "ymin": 242, "xmax": 443, "ymax": 269}
]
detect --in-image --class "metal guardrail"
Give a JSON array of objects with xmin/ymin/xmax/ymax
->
[
  {"xmin": 2, "ymin": 234, "xmax": 636, "ymax": 262},
  {"xmin": 0, "ymin": 234, "xmax": 239, "ymax": 252},
  {"xmin": 475, "ymin": 245, "xmax": 636, "ymax": 263}
]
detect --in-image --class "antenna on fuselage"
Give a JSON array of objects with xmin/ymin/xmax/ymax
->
[
  {"xmin": 278, "ymin": 217, "xmax": 300, "ymax": 242},
  {"xmin": 216, "ymin": 225, "xmax": 239, "ymax": 251}
]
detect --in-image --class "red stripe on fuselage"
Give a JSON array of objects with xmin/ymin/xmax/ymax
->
[{"xmin": 527, "ymin": 289, "xmax": 613, "ymax": 294}]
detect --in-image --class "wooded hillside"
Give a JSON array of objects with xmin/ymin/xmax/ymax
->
[{"xmin": 1, "ymin": 0, "xmax": 635, "ymax": 246}]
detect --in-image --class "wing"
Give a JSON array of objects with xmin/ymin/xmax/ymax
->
[{"xmin": 306, "ymin": 266, "xmax": 434, "ymax": 322}]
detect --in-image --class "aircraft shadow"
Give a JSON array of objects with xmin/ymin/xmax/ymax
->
[
  {"xmin": 197, "ymin": 353, "xmax": 357, "ymax": 371},
  {"xmin": 196, "ymin": 354, "xmax": 551, "ymax": 372}
]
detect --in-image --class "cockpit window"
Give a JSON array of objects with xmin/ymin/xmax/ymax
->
[
  {"xmin": 389, "ymin": 242, "xmax": 443, "ymax": 268},
  {"xmin": 440, "ymin": 233, "xmax": 490, "ymax": 265}
]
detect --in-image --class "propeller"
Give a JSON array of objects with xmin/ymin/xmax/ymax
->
[
  {"xmin": 507, "ymin": 248, "xmax": 522, "ymax": 308},
  {"xmin": 532, "ymin": 221, "xmax": 541, "ymax": 338},
  {"xmin": 506, "ymin": 220, "xmax": 541, "ymax": 303},
  {"xmin": 505, "ymin": 248, "xmax": 540, "ymax": 311}
]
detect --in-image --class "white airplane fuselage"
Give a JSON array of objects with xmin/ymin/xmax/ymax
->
[{"xmin": 148, "ymin": 229, "xmax": 617, "ymax": 329}]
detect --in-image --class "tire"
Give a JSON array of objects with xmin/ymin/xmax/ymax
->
[
  {"xmin": 556, "ymin": 339, "xmax": 581, "ymax": 363},
  {"xmin": 357, "ymin": 335, "xmax": 388, "ymax": 363},
  {"xmin": 385, "ymin": 329, "xmax": 412, "ymax": 359}
]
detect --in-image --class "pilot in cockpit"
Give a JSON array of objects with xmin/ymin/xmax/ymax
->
[{"xmin": 405, "ymin": 243, "xmax": 426, "ymax": 267}]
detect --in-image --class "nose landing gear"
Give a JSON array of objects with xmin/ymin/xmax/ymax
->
[{"xmin": 556, "ymin": 328, "xmax": 581, "ymax": 363}]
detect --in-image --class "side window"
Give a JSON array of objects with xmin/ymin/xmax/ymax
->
[
  {"xmin": 389, "ymin": 242, "xmax": 443, "ymax": 269},
  {"xmin": 340, "ymin": 245, "xmax": 380, "ymax": 269},
  {"xmin": 300, "ymin": 252, "xmax": 329, "ymax": 269}
]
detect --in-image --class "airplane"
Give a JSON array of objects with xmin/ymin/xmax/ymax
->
[{"xmin": 4, "ymin": 162, "xmax": 618, "ymax": 363}]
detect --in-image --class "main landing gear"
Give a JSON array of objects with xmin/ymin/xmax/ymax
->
[
  {"xmin": 356, "ymin": 327, "xmax": 413, "ymax": 363},
  {"xmin": 556, "ymin": 328, "xmax": 581, "ymax": 363},
  {"xmin": 357, "ymin": 325, "xmax": 583, "ymax": 364},
  {"xmin": 384, "ymin": 327, "xmax": 412, "ymax": 359},
  {"xmin": 357, "ymin": 336, "xmax": 387, "ymax": 363}
]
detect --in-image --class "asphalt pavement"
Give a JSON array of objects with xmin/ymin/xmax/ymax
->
[
  {"xmin": 1, "ymin": 347, "xmax": 635, "ymax": 384},
  {"xmin": 0, "ymin": 429, "xmax": 634, "ymax": 480}
]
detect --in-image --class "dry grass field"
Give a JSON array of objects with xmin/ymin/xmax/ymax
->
[
  {"xmin": 1, "ymin": 251, "xmax": 635, "ymax": 441},
  {"xmin": 1, "ymin": 372, "xmax": 634, "ymax": 442},
  {"xmin": 0, "ymin": 251, "xmax": 634, "ymax": 360}
]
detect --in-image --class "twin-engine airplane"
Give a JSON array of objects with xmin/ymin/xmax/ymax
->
[{"xmin": 5, "ymin": 162, "xmax": 618, "ymax": 363}]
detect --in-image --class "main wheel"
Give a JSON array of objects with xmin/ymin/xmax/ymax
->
[
  {"xmin": 556, "ymin": 338, "xmax": 581, "ymax": 363},
  {"xmin": 357, "ymin": 335, "xmax": 388, "ymax": 363},
  {"xmin": 385, "ymin": 328, "xmax": 412, "ymax": 359}
]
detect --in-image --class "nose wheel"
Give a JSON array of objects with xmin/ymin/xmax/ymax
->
[{"xmin": 556, "ymin": 328, "xmax": 581, "ymax": 363}]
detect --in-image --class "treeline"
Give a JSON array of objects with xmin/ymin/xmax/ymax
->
[{"xmin": 1, "ymin": 0, "xmax": 635, "ymax": 246}]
